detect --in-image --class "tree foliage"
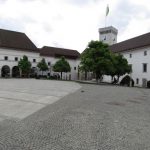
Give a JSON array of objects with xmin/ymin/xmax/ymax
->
[
  {"xmin": 53, "ymin": 56, "xmax": 71, "ymax": 79},
  {"xmin": 37, "ymin": 58, "xmax": 48, "ymax": 72},
  {"xmin": 18, "ymin": 55, "xmax": 31, "ymax": 77},
  {"xmin": 80, "ymin": 40, "xmax": 131, "ymax": 82},
  {"xmin": 112, "ymin": 54, "xmax": 132, "ymax": 81},
  {"xmin": 80, "ymin": 41, "xmax": 113, "ymax": 80}
]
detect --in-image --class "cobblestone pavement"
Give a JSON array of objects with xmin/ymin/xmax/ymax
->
[{"xmin": 0, "ymin": 83, "xmax": 150, "ymax": 149}]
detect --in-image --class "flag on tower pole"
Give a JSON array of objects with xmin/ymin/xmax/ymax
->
[
  {"xmin": 106, "ymin": 4, "xmax": 109, "ymax": 16},
  {"xmin": 105, "ymin": 4, "xmax": 109, "ymax": 27}
]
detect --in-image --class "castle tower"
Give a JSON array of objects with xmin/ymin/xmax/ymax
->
[{"xmin": 99, "ymin": 26, "xmax": 118, "ymax": 45}]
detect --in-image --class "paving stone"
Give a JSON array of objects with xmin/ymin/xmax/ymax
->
[{"xmin": 0, "ymin": 81, "xmax": 149, "ymax": 149}]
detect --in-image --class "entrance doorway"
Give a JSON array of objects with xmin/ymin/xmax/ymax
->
[
  {"xmin": 142, "ymin": 78, "xmax": 147, "ymax": 88},
  {"xmin": 1, "ymin": 65, "xmax": 10, "ymax": 77},
  {"xmin": 12, "ymin": 66, "xmax": 20, "ymax": 77}
]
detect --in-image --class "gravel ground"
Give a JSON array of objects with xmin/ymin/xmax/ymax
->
[{"xmin": 0, "ymin": 83, "xmax": 150, "ymax": 150}]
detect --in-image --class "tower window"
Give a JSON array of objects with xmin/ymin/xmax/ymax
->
[{"xmin": 74, "ymin": 67, "xmax": 76, "ymax": 70}]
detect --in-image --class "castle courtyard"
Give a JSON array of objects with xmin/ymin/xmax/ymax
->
[{"xmin": 0, "ymin": 80, "xmax": 149, "ymax": 149}]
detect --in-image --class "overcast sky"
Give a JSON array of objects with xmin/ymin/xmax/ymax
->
[{"xmin": 0, "ymin": 0, "xmax": 150, "ymax": 52}]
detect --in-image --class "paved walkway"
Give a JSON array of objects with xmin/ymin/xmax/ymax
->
[
  {"xmin": 0, "ymin": 81, "xmax": 150, "ymax": 149},
  {"xmin": 0, "ymin": 79, "xmax": 81, "ymax": 120}
]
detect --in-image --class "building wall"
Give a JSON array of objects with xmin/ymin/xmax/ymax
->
[
  {"xmin": 0, "ymin": 47, "xmax": 79, "ymax": 80},
  {"xmin": 103, "ymin": 46, "xmax": 150, "ymax": 87},
  {"xmin": 0, "ymin": 47, "xmax": 39, "ymax": 76},
  {"xmin": 121, "ymin": 47, "xmax": 150, "ymax": 87},
  {"xmin": 39, "ymin": 56, "xmax": 80, "ymax": 80}
]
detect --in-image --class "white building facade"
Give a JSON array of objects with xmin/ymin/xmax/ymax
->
[
  {"xmin": 116, "ymin": 46, "xmax": 150, "ymax": 87},
  {"xmin": 0, "ymin": 29, "xmax": 80, "ymax": 80},
  {"xmin": 0, "ymin": 48, "xmax": 40, "ymax": 77},
  {"xmin": 99, "ymin": 26, "xmax": 150, "ymax": 87}
]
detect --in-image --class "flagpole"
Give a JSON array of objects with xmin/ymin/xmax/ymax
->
[{"xmin": 105, "ymin": 15, "xmax": 107, "ymax": 27}]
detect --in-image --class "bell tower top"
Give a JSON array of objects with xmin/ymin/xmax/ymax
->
[{"xmin": 99, "ymin": 26, "xmax": 118, "ymax": 45}]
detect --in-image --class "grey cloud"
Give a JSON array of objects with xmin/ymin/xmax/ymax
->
[
  {"xmin": 0, "ymin": 0, "xmax": 7, "ymax": 4},
  {"xmin": 52, "ymin": 14, "xmax": 63, "ymax": 21},
  {"xmin": 108, "ymin": 0, "xmax": 150, "ymax": 33},
  {"xmin": 65, "ymin": 0, "xmax": 101, "ymax": 6},
  {"xmin": 52, "ymin": 42, "xmax": 63, "ymax": 48},
  {"xmin": 0, "ymin": 18, "xmax": 24, "ymax": 31},
  {"xmin": 43, "ymin": 23, "xmax": 53, "ymax": 32},
  {"xmin": 17, "ymin": 0, "xmax": 47, "ymax": 2}
]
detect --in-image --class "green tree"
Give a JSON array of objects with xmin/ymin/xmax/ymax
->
[
  {"xmin": 37, "ymin": 58, "xmax": 48, "ymax": 76},
  {"xmin": 18, "ymin": 55, "xmax": 31, "ymax": 77},
  {"xmin": 80, "ymin": 40, "xmax": 131, "ymax": 83},
  {"xmin": 80, "ymin": 40, "xmax": 113, "ymax": 81},
  {"xmin": 113, "ymin": 54, "xmax": 132, "ymax": 82},
  {"xmin": 53, "ymin": 56, "xmax": 71, "ymax": 80}
]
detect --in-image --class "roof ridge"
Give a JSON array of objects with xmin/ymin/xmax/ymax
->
[
  {"xmin": 110, "ymin": 32, "xmax": 150, "ymax": 53},
  {"xmin": 43, "ymin": 46, "xmax": 78, "ymax": 52},
  {"xmin": 112, "ymin": 32, "xmax": 150, "ymax": 46},
  {"xmin": 0, "ymin": 28, "xmax": 38, "ymax": 52},
  {"xmin": 0, "ymin": 28, "xmax": 25, "ymax": 35}
]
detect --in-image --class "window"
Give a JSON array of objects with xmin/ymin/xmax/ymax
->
[
  {"xmin": 74, "ymin": 67, "xmax": 76, "ymax": 70},
  {"xmin": 48, "ymin": 62, "xmax": 51, "ymax": 66},
  {"xmin": 104, "ymin": 36, "xmax": 106, "ymax": 40},
  {"xmin": 15, "ymin": 57, "xmax": 18, "ymax": 61},
  {"xmin": 136, "ymin": 78, "xmax": 139, "ymax": 84},
  {"xmin": 4, "ymin": 56, "xmax": 8, "ymax": 60},
  {"xmin": 129, "ymin": 54, "xmax": 132, "ymax": 58},
  {"xmin": 144, "ymin": 51, "xmax": 147, "ymax": 56},
  {"xmin": 129, "ymin": 64, "xmax": 132, "ymax": 73},
  {"xmin": 33, "ymin": 59, "xmax": 36, "ymax": 63},
  {"xmin": 143, "ymin": 63, "xmax": 147, "ymax": 73}
]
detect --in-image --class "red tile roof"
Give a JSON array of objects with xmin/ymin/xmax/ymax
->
[
  {"xmin": 40, "ymin": 46, "xmax": 80, "ymax": 59},
  {"xmin": 0, "ymin": 29, "xmax": 38, "ymax": 53},
  {"xmin": 110, "ymin": 32, "xmax": 150, "ymax": 53}
]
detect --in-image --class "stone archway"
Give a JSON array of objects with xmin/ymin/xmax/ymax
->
[
  {"xmin": 12, "ymin": 66, "xmax": 20, "ymax": 77},
  {"xmin": 1, "ymin": 65, "xmax": 10, "ymax": 77}
]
